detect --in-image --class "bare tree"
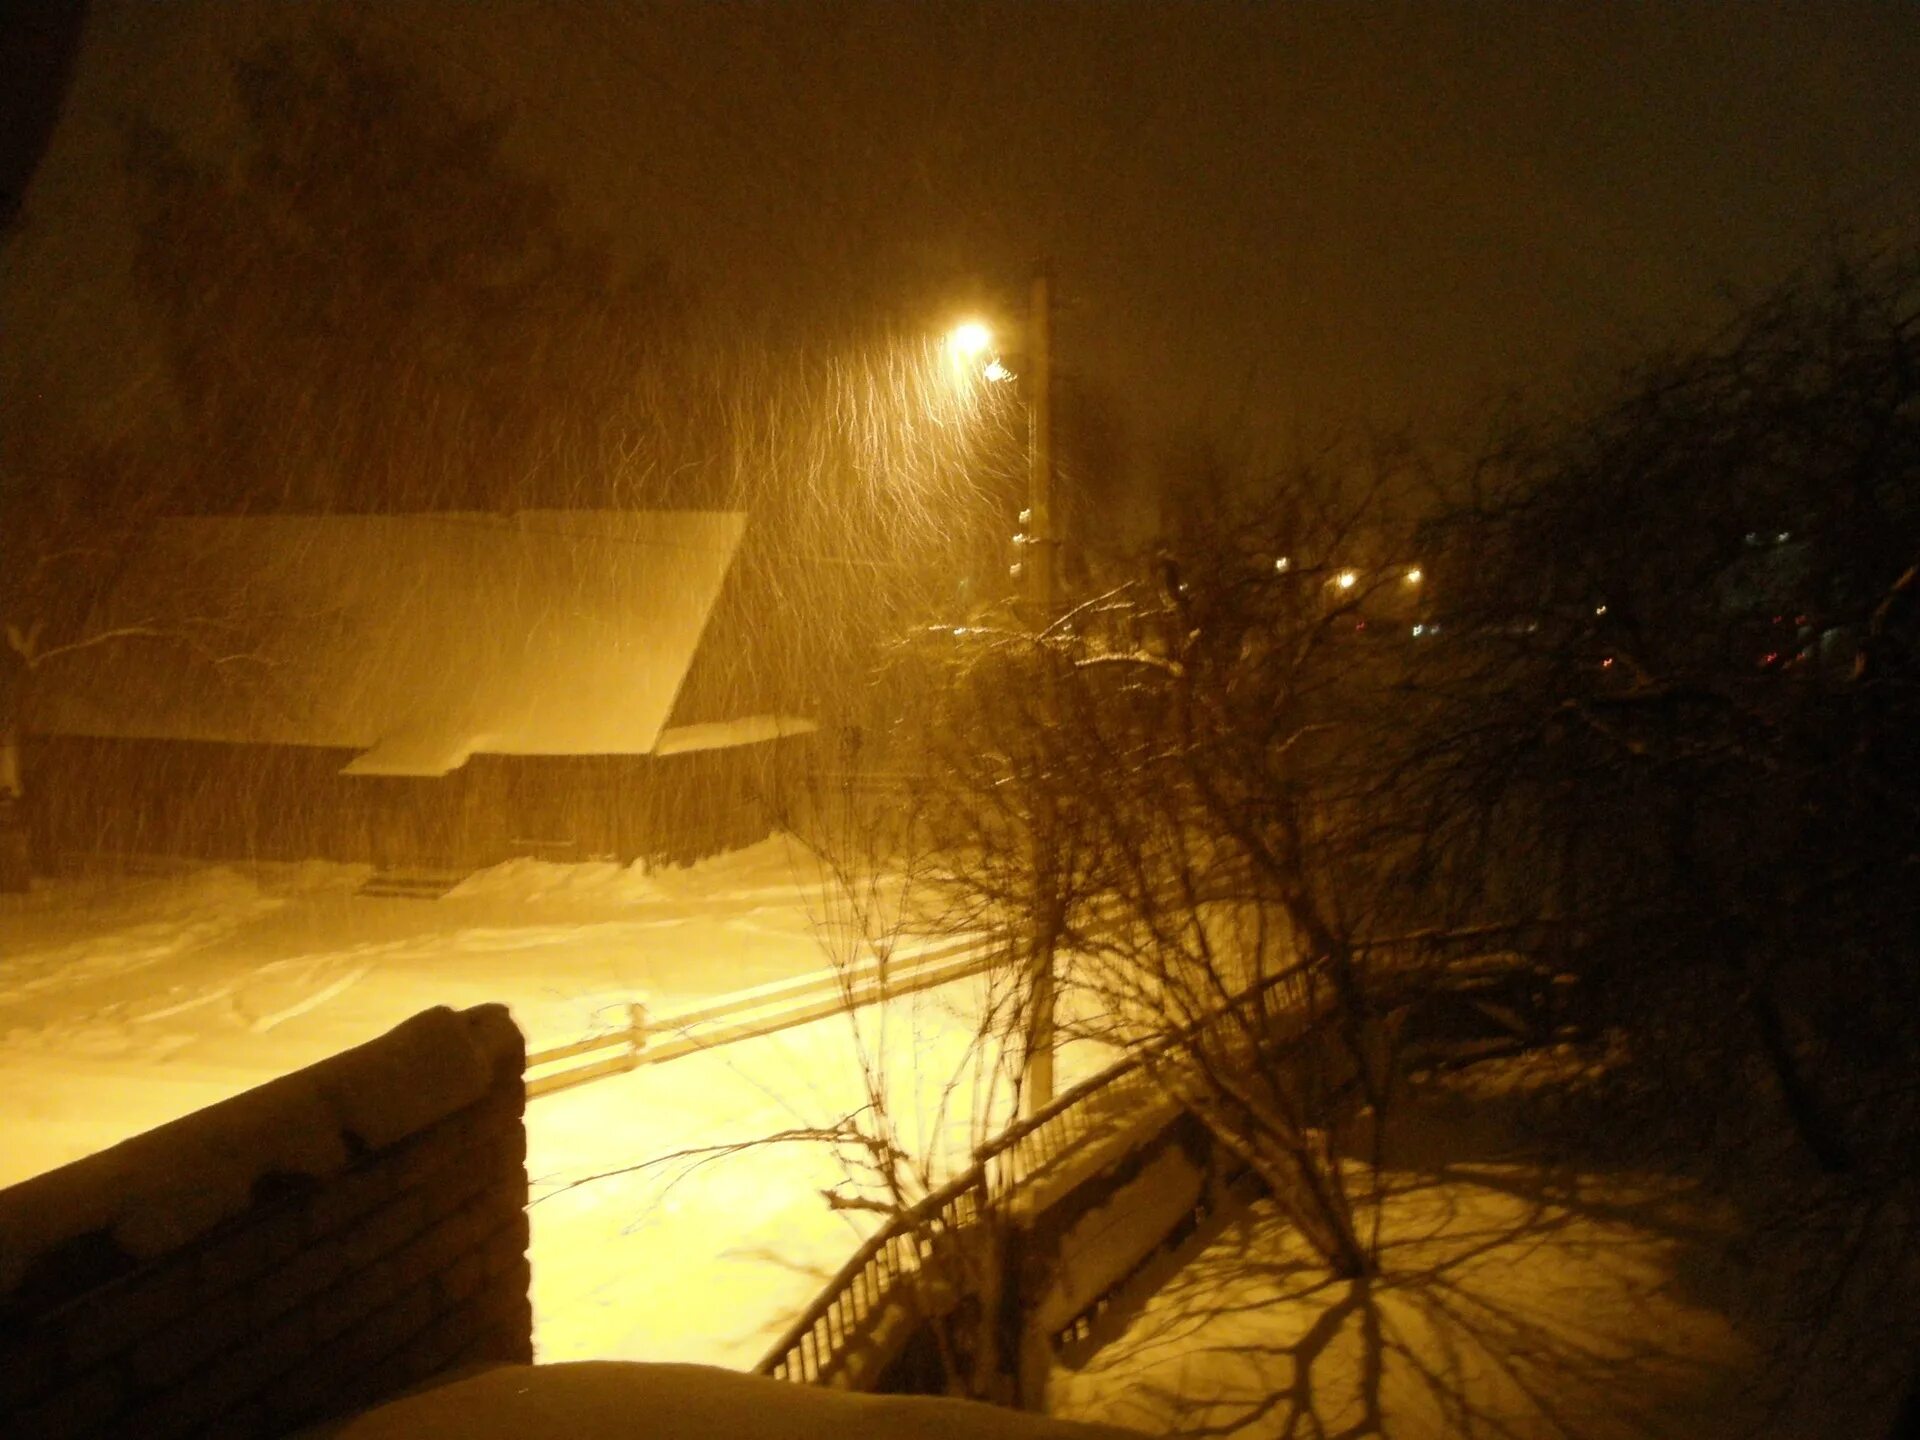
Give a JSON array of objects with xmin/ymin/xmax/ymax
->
[
  {"xmin": 894, "ymin": 441, "xmax": 1483, "ymax": 1282},
  {"xmin": 120, "ymin": 28, "xmax": 685, "ymax": 515},
  {"xmin": 748, "ymin": 741, "xmax": 1040, "ymax": 1399}
]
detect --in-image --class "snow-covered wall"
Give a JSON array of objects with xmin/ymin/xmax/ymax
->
[
  {"xmin": 28, "ymin": 734, "xmax": 795, "ymax": 873},
  {"xmin": 0, "ymin": 1004, "xmax": 531, "ymax": 1440}
]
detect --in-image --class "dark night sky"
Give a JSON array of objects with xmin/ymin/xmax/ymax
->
[{"xmin": 6, "ymin": 1, "xmax": 1920, "ymax": 483}]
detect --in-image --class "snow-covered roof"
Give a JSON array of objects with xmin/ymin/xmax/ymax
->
[
  {"xmin": 34, "ymin": 511, "xmax": 750, "ymax": 776},
  {"xmin": 652, "ymin": 715, "xmax": 818, "ymax": 756}
]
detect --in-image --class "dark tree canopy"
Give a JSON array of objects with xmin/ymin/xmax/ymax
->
[
  {"xmin": 0, "ymin": 0, "xmax": 88, "ymax": 234},
  {"xmin": 124, "ymin": 31, "xmax": 683, "ymax": 513},
  {"xmin": 1419, "ymin": 242, "xmax": 1920, "ymax": 1189}
]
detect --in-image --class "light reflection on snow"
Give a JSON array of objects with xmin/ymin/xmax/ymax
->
[{"xmin": 0, "ymin": 840, "xmax": 1115, "ymax": 1368}]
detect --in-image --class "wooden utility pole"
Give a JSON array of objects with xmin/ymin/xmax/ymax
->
[
  {"xmin": 1026, "ymin": 265, "xmax": 1055, "ymax": 636},
  {"xmin": 1023, "ymin": 263, "xmax": 1058, "ymax": 1115}
]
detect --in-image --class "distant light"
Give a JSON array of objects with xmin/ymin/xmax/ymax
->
[
  {"xmin": 1274, "ymin": 556, "xmax": 1290, "ymax": 573},
  {"xmin": 1601, "ymin": 656, "xmax": 1615, "ymax": 669},
  {"xmin": 1403, "ymin": 567, "xmax": 1423, "ymax": 585},
  {"xmin": 983, "ymin": 358, "xmax": 1014, "ymax": 383},
  {"xmin": 1595, "ymin": 604, "xmax": 1608, "ymax": 616},
  {"xmin": 1011, "ymin": 532, "xmax": 1028, "ymax": 546},
  {"xmin": 1335, "ymin": 570, "xmax": 1358, "ymax": 590},
  {"xmin": 1777, "ymin": 531, "xmax": 1791, "ymax": 544},
  {"xmin": 1411, "ymin": 623, "xmax": 1425, "ymax": 636},
  {"xmin": 948, "ymin": 321, "xmax": 993, "ymax": 358}
]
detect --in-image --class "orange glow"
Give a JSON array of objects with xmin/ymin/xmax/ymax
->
[{"xmin": 947, "ymin": 321, "xmax": 993, "ymax": 359}]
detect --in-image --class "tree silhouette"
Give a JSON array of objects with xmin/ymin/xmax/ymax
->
[{"xmin": 123, "ymin": 29, "xmax": 683, "ymax": 513}]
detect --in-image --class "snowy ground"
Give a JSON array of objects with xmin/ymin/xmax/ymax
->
[
  {"xmin": 1044, "ymin": 1080, "xmax": 1869, "ymax": 1440},
  {"xmin": 524, "ymin": 963, "xmax": 1117, "ymax": 1369},
  {"xmin": 8, "ymin": 852, "xmax": 1870, "ymax": 1433},
  {"xmin": 0, "ymin": 839, "xmax": 869, "ymax": 1185},
  {"xmin": 0, "ymin": 839, "xmax": 1113, "ymax": 1368}
]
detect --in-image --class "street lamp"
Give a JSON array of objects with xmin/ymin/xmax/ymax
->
[
  {"xmin": 947, "ymin": 320, "xmax": 994, "ymax": 362},
  {"xmin": 946, "ymin": 322, "xmax": 1016, "ymax": 385},
  {"xmin": 944, "ymin": 274, "xmax": 1061, "ymax": 1117}
]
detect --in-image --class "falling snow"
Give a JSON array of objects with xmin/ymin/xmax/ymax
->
[{"xmin": 0, "ymin": 839, "xmax": 1115, "ymax": 1369}]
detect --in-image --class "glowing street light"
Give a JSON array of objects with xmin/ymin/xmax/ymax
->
[
  {"xmin": 1404, "ymin": 567, "xmax": 1423, "ymax": 585},
  {"xmin": 947, "ymin": 320, "xmax": 993, "ymax": 361},
  {"xmin": 1335, "ymin": 569, "xmax": 1358, "ymax": 590}
]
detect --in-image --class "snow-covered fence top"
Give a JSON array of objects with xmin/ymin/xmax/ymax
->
[
  {"xmin": 0, "ymin": 1004, "xmax": 531, "ymax": 1440},
  {"xmin": 524, "ymin": 933, "xmax": 991, "ymax": 1097}
]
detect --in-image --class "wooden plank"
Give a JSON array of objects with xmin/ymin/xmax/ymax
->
[
  {"xmin": 657, "ymin": 935, "xmax": 983, "ymax": 1031},
  {"xmin": 643, "ymin": 949, "xmax": 993, "ymax": 1063},
  {"xmin": 522, "ymin": 940, "xmax": 994, "ymax": 1099},
  {"xmin": 525, "ymin": 1048, "xmax": 638, "ymax": 1097},
  {"xmin": 525, "ymin": 1028, "xmax": 631, "ymax": 1068}
]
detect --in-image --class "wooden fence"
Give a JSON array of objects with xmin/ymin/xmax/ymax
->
[
  {"xmin": 751, "ymin": 956, "xmax": 1330, "ymax": 1389},
  {"xmin": 754, "ymin": 934, "xmax": 1576, "ymax": 1392},
  {"xmin": 522, "ymin": 935, "xmax": 997, "ymax": 1098},
  {"xmin": 755, "ymin": 1045, "xmax": 1166, "ymax": 1387}
]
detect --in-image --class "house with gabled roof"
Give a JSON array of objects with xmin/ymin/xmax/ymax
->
[{"xmin": 26, "ymin": 510, "xmax": 814, "ymax": 878}]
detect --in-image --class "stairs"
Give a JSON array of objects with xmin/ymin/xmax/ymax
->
[{"xmin": 357, "ymin": 868, "xmax": 468, "ymax": 900}]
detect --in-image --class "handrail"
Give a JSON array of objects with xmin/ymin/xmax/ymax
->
[
  {"xmin": 755, "ymin": 956, "xmax": 1322, "ymax": 1385},
  {"xmin": 760, "ymin": 934, "xmax": 1561, "ymax": 1386},
  {"xmin": 755, "ymin": 1045, "xmax": 1149, "ymax": 1384}
]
